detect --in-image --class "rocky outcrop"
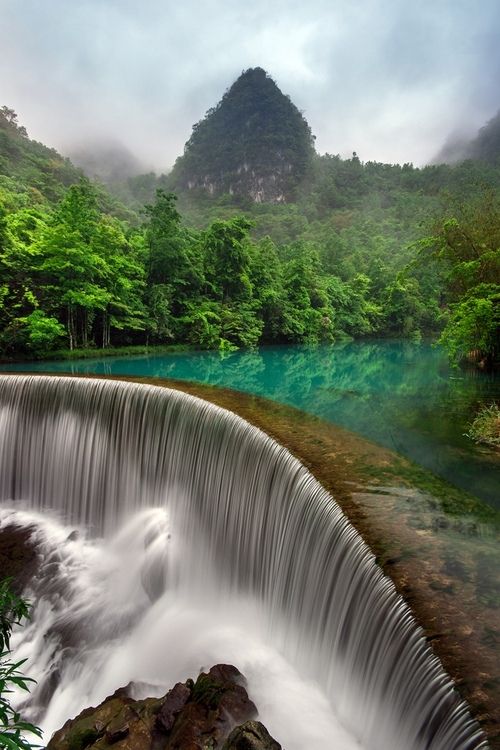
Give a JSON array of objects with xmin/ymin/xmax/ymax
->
[
  {"xmin": 46, "ymin": 664, "xmax": 281, "ymax": 750},
  {"xmin": 169, "ymin": 67, "xmax": 315, "ymax": 203},
  {"xmin": 223, "ymin": 721, "xmax": 281, "ymax": 750},
  {"xmin": 0, "ymin": 523, "xmax": 39, "ymax": 592}
]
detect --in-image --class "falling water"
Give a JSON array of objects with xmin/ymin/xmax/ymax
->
[{"xmin": 0, "ymin": 375, "xmax": 487, "ymax": 750}]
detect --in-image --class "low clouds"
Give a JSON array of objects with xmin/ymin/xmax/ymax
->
[{"xmin": 1, "ymin": 0, "xmax": 499, "ymax": 169}]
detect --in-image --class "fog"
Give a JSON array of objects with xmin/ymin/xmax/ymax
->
[{"xmin": 1, "ymin": 0, "xmax": 499, "ymax": 171}]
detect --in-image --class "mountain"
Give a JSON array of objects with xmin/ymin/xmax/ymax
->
[
  {"xmin": 466, "ymin": 110, "xmax": 500, "ymax": 165},
  {"xmin": 434, "ymin": 110, "xmax": 500, "ymax": 166},
  {"xmin": 168, "ymin": 67, "xmax": 315, "ymax": 203},
  {"xmin": 432, "ymin": 132, "xmax": 473, "ymax": 165},
  {"xmin": 69, "ymin": 140, "xmax": 145, "ymax": 184},
  {"xmin": 0, "ymin": 106, "xmax": 83, "ymax": 202}
]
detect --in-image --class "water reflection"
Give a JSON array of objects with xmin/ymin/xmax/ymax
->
[{"xmin": 2, "ymin": 340, "xmax": 499, "ymax": 507}]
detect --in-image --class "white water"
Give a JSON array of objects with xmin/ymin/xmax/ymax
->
[
  {"xmin": 1, "ymin": 507, "xmax": 359, "ymax": 750},
  {"xmin": 0, "ymin": 375, "xmax": 487, "ymax": 749}
]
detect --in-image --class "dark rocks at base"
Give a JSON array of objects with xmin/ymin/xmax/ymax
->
[
  {"xmin": 223, "ymin": 721, "xmax": 282, "ymax": 750},
  {"xmin": 155, "ymin": 682, "xmax": 191, "ymax": 733},
  {"xmin": 46, "ymin": 664, "xmax": 281, "ymax": 750},
  {"xmin": 0, "ymin": 523, "xmax": 39, "ymax": 592}
]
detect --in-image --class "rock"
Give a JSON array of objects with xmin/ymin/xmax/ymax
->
[
  {"xmin": 157, "ymin": 664, "xmax": 257, "ymax": 749},
  {"xmin": 46, "ymin": 695, "xmax": 161, "ymax": 750},
  {"xmin": 206, "ymin": 665, "xmax": 242, "ymax": 684},
  {"xmin": 105, "ymin": 722, "xmax": 130, "ymax": 744},
  {"xmin": 46, "ymin": 664, "xmax": 276, "ymax": 750},
  {"xmin": 156, "ymin": 681, "xmax": 191, "ymax": 732},
  {"xmin": 223, "ymin": 721, "xmax": 282, "ymax": 750},
  {"xmin": 0, "ymin": 523, "xmax": 38, "ymax": 591}
]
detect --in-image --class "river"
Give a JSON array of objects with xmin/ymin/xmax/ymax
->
[{"xmin": 2, "ymin": 339, "xmax": 499, "ymax": 507}]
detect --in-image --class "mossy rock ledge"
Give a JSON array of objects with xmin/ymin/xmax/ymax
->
[{"xmin": 46, "ymin": 663, "xmax": 281, "ymax": 750}]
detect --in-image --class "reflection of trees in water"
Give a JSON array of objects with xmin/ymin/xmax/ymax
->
[
  {"xmin": 15, "ymin": 340, "xmax": 497, "ymax": 503},
  {"xmin": 92, "ymin": 342, "xmax": 495, "ymax": 441}
]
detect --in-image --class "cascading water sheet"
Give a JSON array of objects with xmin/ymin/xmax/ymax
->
[{"xmin": 0, "ymin": 375, "xmax": 487, "ymax": 750}]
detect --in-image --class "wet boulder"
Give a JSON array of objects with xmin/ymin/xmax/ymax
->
[{"xmin": 46, "ymin": 664, "xmax": 278, "ymax": 750}]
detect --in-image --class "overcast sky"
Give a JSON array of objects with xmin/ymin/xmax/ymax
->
[{"xmin": 1, "ymin": 0, "xmax": 499, "ymax": 171}]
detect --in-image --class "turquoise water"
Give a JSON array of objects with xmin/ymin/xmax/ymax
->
[{"xmin": 2, "ymin": 340, "xmax": 499, "ymax": 507}]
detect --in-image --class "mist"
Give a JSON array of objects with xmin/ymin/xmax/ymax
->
[
  {"xmin": 1, "ymin": 0, "xmax": 500, "ymax": 172},
  {"xmin": 68, "ymin": 140, "xmax": 149, "ymax": 183}
]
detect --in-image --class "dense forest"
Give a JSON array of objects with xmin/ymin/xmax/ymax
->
[{"xmin": 0, "ymin": 73, "xmax": 499, "ymax": 365}]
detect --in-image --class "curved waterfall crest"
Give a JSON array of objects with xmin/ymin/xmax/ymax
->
[{"xmin": 0, "ymin": 375, "xmax": 487, "ymax": 750}]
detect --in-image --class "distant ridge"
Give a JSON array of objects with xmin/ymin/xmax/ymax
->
[
  {"xmin": 69, "ymin": 140, "xmax": 145, "ymax": 184},
  {"xmin": 434, "ymin": 109, "xmax": 500, "ymax": 166},
  {"xmin": 169, "ymin": 67, "xmax": 315, "ymax": 203},
  {"xmin": 467, "ymin": 110, "xmax": 500, "ymax": 165},
  {"xmin": 0, "ymin": 105, "xmax": 82, "ymax": 202}
]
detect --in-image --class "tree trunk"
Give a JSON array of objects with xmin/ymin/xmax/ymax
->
[{"xmin": 67, "ymin": 304, "xmax": 74, "ymax": 351}]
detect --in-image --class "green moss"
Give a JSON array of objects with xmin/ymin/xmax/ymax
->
[
  {"xmin": 67, "ymin": 726, "xmax": 103, "ymax": 750},
  {"xmin": 358, "ymin": 457, "xmax": 500, "ymax": 529},
  {"xmin": 191, "ymin": 674, "xmax": 224, "ymax": 709}
]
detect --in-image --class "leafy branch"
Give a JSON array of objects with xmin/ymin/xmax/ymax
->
[{"xmin": 0, "ymin": 579, "xmax": 42, "ymax": 750}]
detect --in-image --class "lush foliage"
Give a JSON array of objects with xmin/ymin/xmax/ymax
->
[
  {"xmin": 0, "ymin": 106, "xmax": 498, "ymax": 361},
  {"xmin": 0, "ymin": 579, "xmax": 41, "ymax": 750},
  {"xmin": 417, "ymin": 190, "xmax": 500, "ymax": 365},
  {"xmin": 0, "ymin": 179, "xmax": 146, "ymax": 353},
  {"xmin": 0, "ymin": 106, "xmax": 80, "ymax": 205}
]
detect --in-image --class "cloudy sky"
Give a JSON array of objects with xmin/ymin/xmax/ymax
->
[{"xmin": 1, "ymin": 0, "xmax": 499, "ymax": 171}]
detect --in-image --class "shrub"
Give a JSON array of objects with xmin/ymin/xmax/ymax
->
[
  {"xmin": 466, "ymin": 403, "xmax": 500, "ymax": 449},
  {"xmin": 0, "ymin": 579, "xmax": 42, "ymax": 750}
]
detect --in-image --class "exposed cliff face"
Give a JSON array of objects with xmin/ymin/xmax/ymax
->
[{"xmin": 169, "ymin": 68, "xmax": 315, "ymax": 203}]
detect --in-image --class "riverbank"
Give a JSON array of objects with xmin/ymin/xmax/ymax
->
[{"xmin": 0, "ymin": 343, "xmax": 193, "ymax": 364}]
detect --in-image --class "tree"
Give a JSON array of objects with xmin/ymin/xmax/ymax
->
[
  {"xmin": 33, "ymin": 180, "xmax": 110, "ymax": 349},
  {"xmin": 144, "ymin": 190, "xmax": 203, "ymax": 342},
  {"xmin": 0, "ymin": 108, "xmax": 28, "ymax": 138},
  {"xmin": 203, "ymin": 217, "xmax": 253, "ymax": 303},
  {"xmin": 92, "ymin": 218, "xmax": 146, "ymax": 347},
  {"xmin": 0, "ymin": 579, "xmax": 41, "ymax": 750},
  {"xmin": 248, "ymin": 236, "xmax": 286, "ymax": 341},
  {"xmin": 438, "ymin": 286, "xmax": 499, "ymax": 365},
  {"xmin": 280, "ymin": 243, "xmax": 334, "ymax": 343},
  {"xmin": 418, "ymin": 190, "xmax": 500, "ymax": 365}
]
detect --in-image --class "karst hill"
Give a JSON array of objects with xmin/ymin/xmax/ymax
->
[{"xmin": 168, "ymin": 67, "xmax": 316, "ymax": 203}]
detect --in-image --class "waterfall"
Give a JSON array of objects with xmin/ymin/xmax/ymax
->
[{"xmin": 0, "ymin": 375, "xmax": 486, "ymax": 750}]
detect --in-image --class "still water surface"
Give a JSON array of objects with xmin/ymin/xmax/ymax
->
[{"xmin": 2, "ymin": 339, "xmax": 499, "ymax": 507}]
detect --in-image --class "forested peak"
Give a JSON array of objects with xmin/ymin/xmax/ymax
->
[
  {"xmin": 0, "ymin": 105, "xmax": 83, "ymax": 204},
  {"xmin": 169, "ymin": 67, "xmax": 316, "ymax": 203},
  {"xmin": 215, "ymin": 66, "xmax": 292, "ymax": 109},
  {"xmin": 189, "ymin": 66, "xmax": 314, "ymax": 143},
  {"xmin": 435, "ymin": 109, "xmax": 500, "ymax": 166},
  {"xmin": 0, "ymin": 107, "xmax": 28, "ymax": 138},
  {"xmin": 467, "ymin": 110, "xmax": 500, "ymax": 165}
]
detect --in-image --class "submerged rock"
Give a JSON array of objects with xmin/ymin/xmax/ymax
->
[{"xmin": 46, "ymin": 664, "xmax": 278, "ymax": 750}]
